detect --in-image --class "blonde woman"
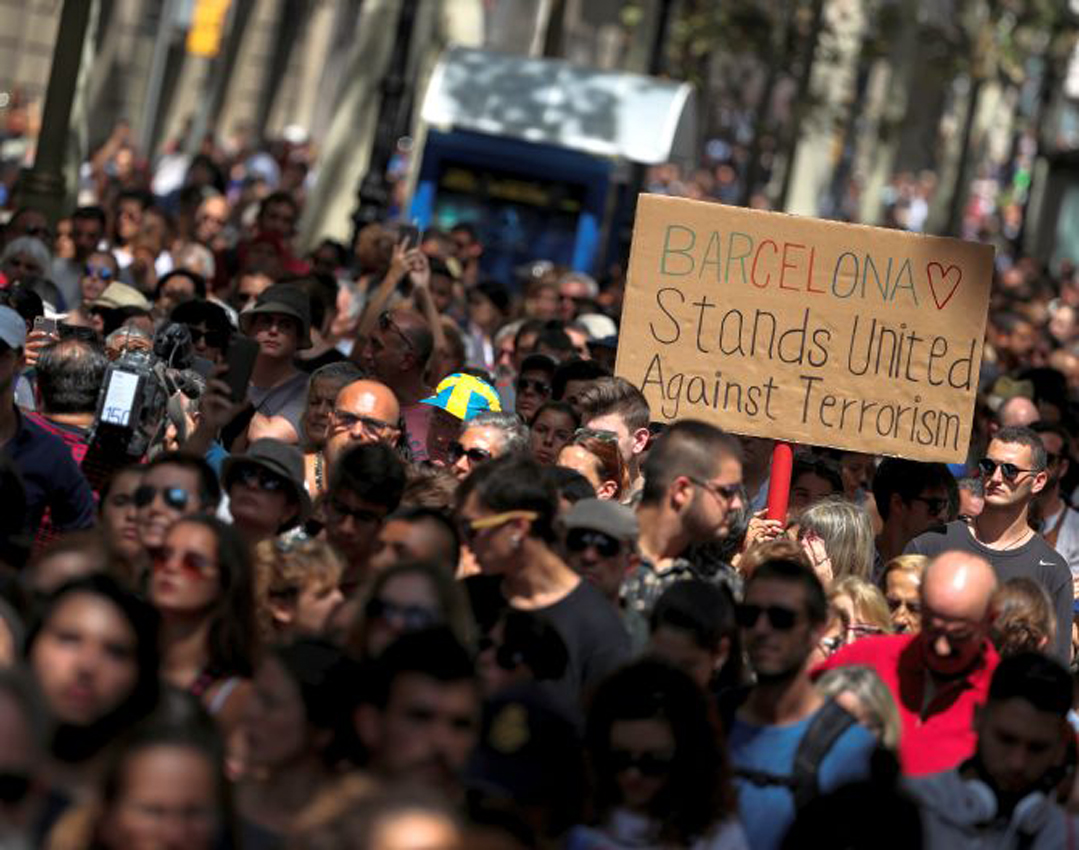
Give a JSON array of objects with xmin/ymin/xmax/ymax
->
[
  {"xmin": 816, "ymin": 665, "xmax": 902, "ymax": 752},
  {"xmin": 798, "ymin": 497, "xmax": 875, "ymax": 585},
  {"xmin": 881, "ymin": 554, "xmax": 927, "ymax": 633},
  {"xmin": 830, "ymin": 576, "xmax": 892, "ymax": 645},
  {"xmin": 253, "ymin": 538, "xmax": 346, "ymax": 642}
]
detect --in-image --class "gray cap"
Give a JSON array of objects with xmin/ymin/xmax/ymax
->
[{"xmin": 561, "ymin": 498, "xmax": 638, "ymax": 542}]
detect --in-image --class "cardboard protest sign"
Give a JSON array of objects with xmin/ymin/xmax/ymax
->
[{"xmin": 615, "ymin": 195, "xmax": 994, "ymax": 462}]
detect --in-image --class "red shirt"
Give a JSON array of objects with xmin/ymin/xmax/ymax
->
[{"xmin": 815, "ymin": 633, "xmax": 999, "ymax": 776}]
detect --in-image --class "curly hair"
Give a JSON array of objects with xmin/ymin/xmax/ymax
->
[
  {"xmin": 990, "ymin": 577, "xmax": 1056, "ymax": 658},
  {"xmin": 252, "ymin": 538, "xmax": 345, "ymax": 642}
]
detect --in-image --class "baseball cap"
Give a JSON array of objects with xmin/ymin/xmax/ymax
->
[
  {"xmin": 420, "ymin": 372, "xmax": 501, "ymax": 421},
  {"xmin": 0, "ymin": 306, "xmax": 25, "ymax": 350},
  {"xmin": 240, "ymin": 284, "xmax": 312, "ymax": 349},
  {"xmin": 561, "ymin": 498, "xmax": 639, "ymax": 542}
]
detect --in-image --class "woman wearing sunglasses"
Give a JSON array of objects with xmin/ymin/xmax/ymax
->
[
  {"xmin": 64, "ymin": 249, "xmax": 119, "ymax": 328},
  {"xmin": 570, "ymin": 659, "xmax": 746, "ymax": 850},
  {"xmin": 346, "ymin": 560, "xmax": 474, "ymax": 661},
  {"xmin": 152, "ymin": 516, "xmax": 258, "ymax": 737}
]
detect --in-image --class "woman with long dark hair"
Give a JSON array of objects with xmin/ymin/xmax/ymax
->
[
  {"xmin": 151, "ymin": 516, "xmax": 258, "ymax": 735},
  {"xmin": 571, "ymin": 659, "xmax": 747, "ymax": 850}
]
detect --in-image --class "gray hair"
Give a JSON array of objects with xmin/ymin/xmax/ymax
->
[
  {"xmin": 799, "ymin": 496, "xmax": 875, "ymax": 582},
  {"xmin": 558, "ymin": 271, "xmax": 599, "ymax": 298},
  {"xmin": 467, "ymin": 411, "xmax": 529, "ymax": 455},
  {"xmin": 2, "ymin": 235, "xmax": 52, "ymax": 270},
  {"xmin": 816, "ymin": 665, "xmax": 901, "ymax": 751}
]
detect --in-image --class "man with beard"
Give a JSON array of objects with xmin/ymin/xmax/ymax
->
[
  {"xmin": 905, "ymin": 426, "xmax": 1072, "ymax": 662},
  {"xmin": 907, "ymin": 652, "xmax": 1074, "ymax": 849},
  {"xmin": 623, "ymin": 420, "xmax": 745, "ymax": 616},
  {"xmin": 728, "ymin": 556, "xmax": 876, "ymax": 850},
  {"xmin": 354, "ymin": 628, "xmax": 480, "ymax": 802}
]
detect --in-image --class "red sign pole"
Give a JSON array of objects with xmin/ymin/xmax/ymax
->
[{"xmin": 766, "ymin": 441, "xmax": 794, "ymax": 523}]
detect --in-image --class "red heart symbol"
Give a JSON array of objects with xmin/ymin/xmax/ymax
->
[{"xmin": 926, "ymin": 262, "xmax": 961, "ymax": 310}]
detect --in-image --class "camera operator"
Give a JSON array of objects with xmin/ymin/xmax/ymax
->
[
  {"xmin": 28, "ymin": 337, "xmax": 107, "ymax": 460},
  {"xmin": 0, "ymin": 307, "xmax": 94, "ymax": 548}
]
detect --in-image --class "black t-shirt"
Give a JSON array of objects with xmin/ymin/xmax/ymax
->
[
  {"xmin": 905, "ymin": 520, "xmax": 1073, "ymax": 662},
  {"xmin": 295, "ymin": 347, "xmax": 348, "ymax": 374}
]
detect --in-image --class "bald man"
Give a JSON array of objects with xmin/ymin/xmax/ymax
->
[
  {"xmin": 817, "ymin": 551, "xmax": 1000, "ymax": 776},
  {"xmin": 995, "ymin": 395, "xmax": 1039, "ymax": 429},
  {"xmin": 325, "ymin": 379, "xmax": 401, "ymax": 470}
]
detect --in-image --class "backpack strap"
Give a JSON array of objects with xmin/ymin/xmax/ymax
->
[{"xmin": 790, "ymin": 698, "xmax": 857, "ymax": 810}]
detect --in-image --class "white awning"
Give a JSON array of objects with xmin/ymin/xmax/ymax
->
[{"xmin": 420, "ymin": 47, "xmax": 697, "ymax": 165}]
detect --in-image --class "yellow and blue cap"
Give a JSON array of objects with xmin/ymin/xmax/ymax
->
[{"xmin": 420, "ymin": 372, "xmax": 502, "ymax": 421}]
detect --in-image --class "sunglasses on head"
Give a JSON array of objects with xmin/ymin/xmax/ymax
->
[
  {"xmin": 977, "ymin": 457, "xmax": 1038, "ymax": 482},
  {"xmin": 449, "ymin": 442, "xmax": 492, "ymax": 465},
  {"xmin": 235, "ymin": 465, "xmax": 288, "ymax": 492},
  {"xmin": 607, "ymin": 749, "xmax": 675, "ymax": 777},
  {"xmin": 574, "ymin": 427, "xmax": 618, "ymax": 444},
  {"xmin": 365, "ymin": 597, "xmax": 441, "ymax": 631},
  {"xmin": 565, "ymin": 528, "xmax": 622, "ymax": 558},
  {"xmin": 736, "ymin": 603, "xmax": 800, "ymax": 631},
  {"xmin": 134, "ymin": 485, "xmax": 191, "ymax": 511},
  {"xmin": 516, "ymin": 377, "xmax": 552, "ymax": 396}
]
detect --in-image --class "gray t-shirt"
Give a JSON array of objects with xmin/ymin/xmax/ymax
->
[
  {"xmin": 905, "ymin": 520, "xmax": 1073, "ymax": 662},
  {"xmin": 247, "ymin": 371, "xmax": 309, "ymax": 438}
]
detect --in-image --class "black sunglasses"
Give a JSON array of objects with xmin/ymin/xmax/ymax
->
[
  {"xmin": 909, "ymin": 495, "xmax": 948, "ymax": 515},
  {"xmin": 977, "ymin": 457, "xmax": 1038, "ymax": 482},
  {"xmin": 326, "ymin": 498, "xmax": 382, "ymax": 525},
  {"xmin": 736, "ymin": 603, "xmax": 800, "ymax": 631},
  {"xmin": 449, "ymin": 442, "xmax": 492, "ymax": 465},
  {"xmin": 186, "ymin": 326, "xmax": 228, "ymax": 348},
  {"xmin": 516, "ymin": 377, "xmax": 552, "ymax": 396},
  {"xmin": 607, "ymin": 749, "xmax": 675, "ymax": 777},
  {"xmin": 365, "ymin": 597, "xmax": 441, "ymax": 631},
  {"xmin": 133, "ymin": 485, "xmax": 191, "ymax": 511},
  {"xmin": 565, "ymin": 528, "xmax": 622, "ymax": 558},
  {"xmin": 235, "ymin": 466, "xmax": 288, "ymax": 492}
]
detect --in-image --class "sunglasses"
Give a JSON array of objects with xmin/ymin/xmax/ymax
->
[
  {"xmin": 84, "ymin": 264, "xmax": 114, "ymax": 281},
  {"xmin": 574, "ymin": 427, "xmax": 618, "ymax": 444},
  {"xmin": 150, "ymin": 545, "xmax": 216, "ymax": 578},
  {"xmin": 334, "ymin": 410, "xmax": 397, "ymax": 437},
  {"xmin": 977, "ymin": 457, "xmax": 1038, "ymax": 482},
  {"xmin": 736, "ymin": 603, "xmax": 800, "ymax": 631},
  {"xmin": 365, "ymin": 597, "xmax": 441, "ymax": 631},
  {"xmin": 565, "ymin": 528, "xmax": 622, "ymax": 558},
  {"xmin": 134, "ymin": 485, "xmax": 191, "ymax": 511},
  {"xmin": 516, "ymin": 377, "xmax": 552, "ymax": 396},
  {"xmin": 449, "ymin": 442, "xmax": 492, "ymax": 465},
  {"xmin": 909, "ymin": 495, "xmax": 948, "ymax": 515},
  {"xmin": 607, "ymin": 749, "xmax": 675, "ymax": 777},
  {"xmin": 235, "ymin": 466, "xmax": 288, "ymax": 492},
  {"xmin": 186, "ymin": 326, "xmax": 228, "ymax": 348},
  {"xmin": 326, "ymin": 498, "xmax": 382, "ymax": 525},
  {"xmin": 458, "ymin": 510, "xmax": 538, "ymax": 544},
  {"xmin": 378, "ymin": 311, "xmax": 415, "ymax": 351},
  {"xmin": 688, "ymin": 476, "xmax": 742, "ymax": 502}
]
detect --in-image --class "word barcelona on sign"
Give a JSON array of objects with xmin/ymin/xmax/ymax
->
[{"xmin": 615, "ymin": 195, "xmax": 994, "ymax": 462}]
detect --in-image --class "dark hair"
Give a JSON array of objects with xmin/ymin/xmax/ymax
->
[
  {"xmin": 1031, "ymin": 421, "xmax": 1072, "ymax": 457},
  {"xmin": 450, "ymin": 222, "xmax": 479, "ymax": 242},
  {"xmin": 169, "ymin": 298, "xmax": 232, "ymax": 339},
  {"xmin": 72, "ymin": 205, "xmax": 107, "ymax": 229},
  {"xmin": 0, "ymin": 283, "xmax": 44, "ymax": 324},
  {"xmin": 988, "ymin": 652, "xmax": 1071, "ymax": 716},
  {"xmin": 640, "ymin": 420, "xmax": 741, "ymax": 505},
  {"xmin": 744, "ymin": 557, "xmax": 828, "ymax": 625},
  {"xmin": 990, "ymin": 578, "xmax": 1055, "ymax": 658},
  {"xmin": 551, "ymin": 358, "xmax": 611, "ymax": 401},
  {"xmin": 542, "ymin": 466, "xmax": 597, "ymax": 504},
  {"xmin": 651, "ymin": 580, "xmax": 744, "ymax": 691},
  {"xmin": 282, "ymin": 272, "xmax": 339, "ymax": 331},
  {"xmin": 457, "ymin": 454, "xmax": 559, "ymax": 543},
  {"xmin": 26, "ymin": 575, "xmax": 160, "ymax": 759},
  {"xmin": 585, "ymin": 659, "xmax": 736, "ymax": 844},
  {"xmin": 169, "ymin": 516, "xmax": 259, "ymax": 678},
  {"xmin": 383, "ymin": 506, "xmax": 460, "ymax": 567},
  {"xmin": 534, "ymin": 326, "xmax": 575, "ymax": 358},
  {"xmin": 257, "ymin": 191, "xmax": 300, "ymax": 225},
  {"xmin": 872, "ymin": 458, "xmax": 955, "ymax": 520},
  {"xmin": 577, "ymin": 376, "xmax": 650, "ymax": 432},
  {"xmin": 992, "ymin": 426, "xmax": 1047, "ymax": 471},
  {"xmin": 144, "ymin": 451, "xmax": 222, "ymax": 509},
  {"xmin": 155, "ymin": 269, "xmax": 207, "ymax": 300},
  {"xmin": 98, "ymin": 463, "xmax": 144, "ymax": 507},
  {"xmin": 35, "ymin": 337, "xmax": 107, "ymax": 414},
  {"xmin": 791, "ymin": 453, "xmax": 843, "ymax": 500},
  {"xmin": 514, "ymin": 318, "xmax": 545, "ymax": 351},
  {"xmin": 330, "ymin": 442, "xmax": 406, "ymax": 512},
  {"xmin": 366, "ymin": 627, "xmax": 476, "ymax": 709},
  {"xmin": 529, "ymin": 400, "xmax": 579, "ymax": 430},
  {"xmin": 269, "ymin": 638, "xmax": 362, "ymax": 767}
]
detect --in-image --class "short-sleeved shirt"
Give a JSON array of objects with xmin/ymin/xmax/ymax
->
[
  {"xmin": 247, "ymin": 370, "xmax": 309, "ymax": 438},
  {"xmin": 815, "ymin": 632, "xmax": 998, "ymax": 776},
  {"xmin": 3, "ymin": 406, "xmax": 95, "ymax": 536},
  {"xmin": 905, "ymin": 520, "xmax": 1073, "ymax": 662},
  {"xmin": 728, "ymin": 706, "xmax": 876, "ymax": 850}
]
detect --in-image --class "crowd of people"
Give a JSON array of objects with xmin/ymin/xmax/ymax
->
[{"xmin": 0, "ymin": 127, "xmax": 1078, "ymax": 850}]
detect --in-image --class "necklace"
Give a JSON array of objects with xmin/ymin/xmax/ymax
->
[
  {"xmin": 1001, "ymin": 527, "xmax": 1034, "ymax": 550},
  {"xmin": 315, "ymin": 451, "xmax": 325, "ymax": 492}
]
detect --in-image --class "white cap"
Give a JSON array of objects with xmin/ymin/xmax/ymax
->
[
  {"xmin": 577, "ymin": 312, "xmax": 617, "ymax": 341},
  {"xmin": 0, "ymin": 306, "xmax": 25, "ymax": 350}
]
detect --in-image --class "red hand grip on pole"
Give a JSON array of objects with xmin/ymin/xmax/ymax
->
[{"xmin": 766, "ymin": 441, "xmax": 794, "ymax": 523}]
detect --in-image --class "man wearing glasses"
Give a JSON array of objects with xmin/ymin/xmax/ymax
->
[
  {"xmin": 324, "ymin": 378, "xmax": 401, "ymax": 470},
  {"xmin": 729, "ymin": 555, "xmax": 876, "ymax": 850},
  {"xmin": 624, "ymin": 420, "xmax": 745, "ymax": 616},
  {"xmin": 871, "ymin": 457, "xmax": 955, "ymax": 573},
  {"xmin": 905, "ymin": 426, "xmax": 1072, "ymax": 662}
]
